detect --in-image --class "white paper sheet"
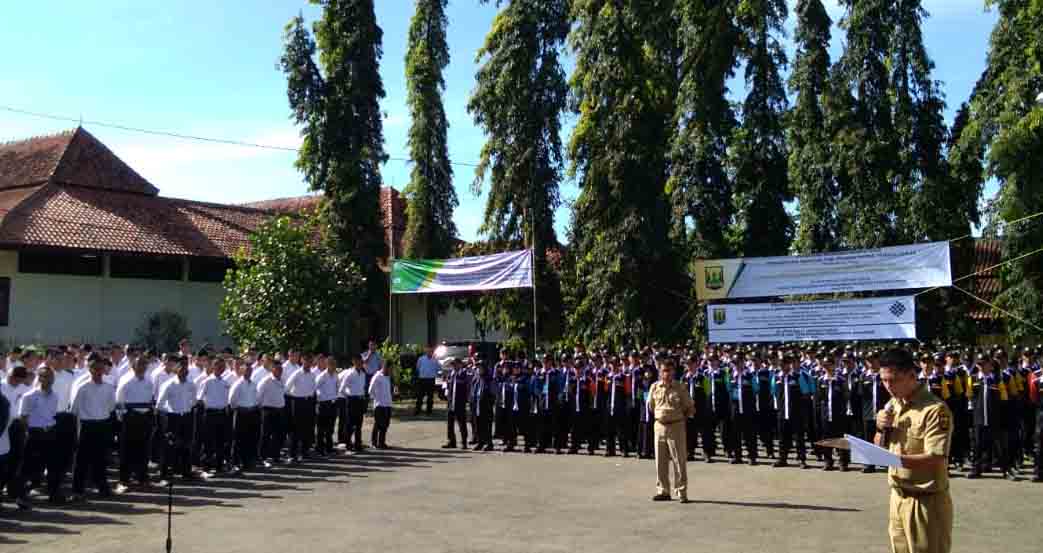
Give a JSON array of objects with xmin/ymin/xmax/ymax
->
[{"xmin": 845, "ymin": 434, "xmax": 903, "ymax": 468}]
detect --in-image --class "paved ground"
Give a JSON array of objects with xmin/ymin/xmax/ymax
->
[{"xmin": 1, "ymin": 406, "xmax": 1037, "ymax": 553}]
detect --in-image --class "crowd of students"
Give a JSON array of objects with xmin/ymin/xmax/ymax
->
[
  {"xmin": 2, "ymin": 337, "xmax": 1041, "ymax": 514},
  {"xmin": 429, "ymin": 342, "xmax": 1042, "ymax": 483},
  {"xmin": 0, "ymin": 340, "xmax": 393, "ymax": 512}
]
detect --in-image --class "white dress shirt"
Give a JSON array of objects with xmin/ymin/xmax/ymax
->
[
  {"xmin": 363, "ymin": 350, "xmax": 383, "ymax": 376},
  {"xmin": 52, "ymin": 370, "xmax": 76, "ymax": 413},
  {"xmin": 152, "ymin": 370, "xmax": 175, "ymax": 401},
  {"xmin": 282, "ymin": 361, "xmax": 302, "ymax": 384},
  {"xmin": 2, "ymin": 382, "xmax": 30, "ymax": 420},
  {"xmin": 250, "ymin": 366, "xmax": 270, "ymax": 385},
  {"xmin": 368, "ymin": 371, "xmax": 392, "ymax": 407},
  {"xmin": 315, "ymin": 371, "xmax": 339, "ymax": 402},
  {"xmin": 257, "ymin": 375, "xmax": 286, "ymax": 408},
  {"xmin": 116, "ymin": 375, "xmax": 155, "ymax": 410},
  {"xmin": 19, "ymin": 388, "xmax": 58, "ymax": 428},
  {"xmin": 71, "ymin": 380, "xmax": 116, "ymax": 421},
  {"xmin": 286, "ymin": 368, "xmax": 317, "ymax": 398},
  {"xmin": 156, "ymin": 378, "xmax": 197, "ymax": 415},
  {"xmin": 198, "ymin": 375, "xmax": 231, "ymax": 409},
  {"xmin": 338, "ymin": 368, "xmax": 366, "ymax": 397},
  {"xmin": 229, "ymin": 377, "xmax": 259, "ymax": 409}
]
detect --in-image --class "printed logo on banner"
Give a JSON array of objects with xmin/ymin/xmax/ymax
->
[
  {"xmin": 889, "ymin": 301, "xmax": 907, "ymax": 318},
  {"xmin": 712, "ymin": 307, "xmax": 727, "ymax": 325},
  {"xmin": 705, "ymin": 266, "xmax": 725, "ymax": 290}
]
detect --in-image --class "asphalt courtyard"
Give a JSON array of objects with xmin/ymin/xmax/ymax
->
[{"xmin": 0, "ymin": 406, "xmax": 1036, "ymax": 553}]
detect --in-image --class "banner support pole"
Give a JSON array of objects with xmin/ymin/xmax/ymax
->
[{"xmin": 531, "ymin": 248, "xmax": 538, "ymax": 354}]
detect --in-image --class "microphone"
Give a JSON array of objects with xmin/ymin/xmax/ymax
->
[{"xmin": 881, "ymin": 404, "xmax": 896, "ymax": 448}]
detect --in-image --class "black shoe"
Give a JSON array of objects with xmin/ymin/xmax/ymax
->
[
  {"xmin": 524, "ymin": 448, "xmax": 532, "ymax": 454},
  {"xmin": 535, "ymin": 448, "xmax": 546, "ymax": 454},
  {"xmin": 1004, "ymin": 471, "xmax": 1019, "ymax": 482},
  {"xmin": 679, "ymin": 496, "xmax": 691, "ymax": 504},
  {"xmin": 555, "ymin": 449, "xmax": 563, "ymax": 455},
  {"xmin": 748, "ymin": 459, "xmax": 757, "ymax": 466},
  {"xmin": 472, "ymin": 444, "xmax": 484, "ymax": 451},
  {"xmin": 567, "ymin": 449, "xmax": 578, "ymax": 455},
  {"xmin": 823, "ymin": 464, "xmax": 836, "ymax": 472},
  {"xmin": 966, "ymin": 471, "xmax": 981, "ymax": 479},
  {"xmin": 730, "ymin": 458, "xmax": 741, "ymax": 465},
  {"xmin": 800, "ymin": 461, "xmax": 810, "ymax": 470},
  {"xmin": 772, "ymin": 460, "xmax": 787, "ymax": 468},
  {"xmin": 840, "ymin": 464, "xmax": 850, "ymax": 473},
  {"xmin": 652, "ymin": 493, "xmax": 672, "ymax": 502},
  {"xmin": 862, "ymin": 466, "xmax": 876, "ymax": 474},
  {"xmin": 483, "ymin": 445, "xmax": 493, "ymax": 452},
  {"xmin": 706, "ymin": 457, "xmax": 714, "ymax": 464},
  {"xmin": 1031, "ymin": 476, "xmax": 1042, "ymax": 483},
  {"xmin": 605, "ymin": 452, "xmax": 617, "ymax": 458},
  {"xmin": 441, "ymin": 443, "xmax": 457, "ymax": 449}
]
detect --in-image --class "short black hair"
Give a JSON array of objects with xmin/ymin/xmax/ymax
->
[{"xmin": 880, "ymin": 348, "xmax": 916, "ymax": 373}]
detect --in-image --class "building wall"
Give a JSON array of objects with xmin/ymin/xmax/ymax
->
[
  {"xmin": 0, "ymin": 250, "xmax": 232, "ymax": 348},
  {"xmin": 393, "ymin": 293, "xmax": 506, "ymax": 346}
]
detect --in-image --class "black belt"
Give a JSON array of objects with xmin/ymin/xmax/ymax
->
[
  {"xmin": 319, "ymin": 399, "xmax": 336, "ymax": 405},
  {"xmin": 81, "ymin": 419, "xmax": 110, "ymax": 425},
  {"xmin": 205, "ymin": 408, "xmax": 228, "ymax": 414},
  {"xmin": 262, "ymin": 406, "xmax": 284, "ymax": 412},
  {"xmin": 29, "ymin": 425, "xmax": 56, "ymax": 433},
  {"xmin": 236, "ymin": 406, "xmax": 259, "ymax": 411}
]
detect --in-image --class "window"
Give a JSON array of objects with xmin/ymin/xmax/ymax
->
[
  {"xmin": 110, "ymin": 254, "xmax": 183, "ymax": 281},
  {"xmin": 18, "ymin": 250, "xmax": 103, "ymax": 276},
  {"xmin": 189, "ymin": 258, "xmax": 233, "ymax": 283},
  {"xmin": 0, "ymin": 277, "xmax": 9, "ymax": 326}
]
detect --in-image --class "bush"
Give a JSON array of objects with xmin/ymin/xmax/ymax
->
[
  {"xmin": 379, "ymin": 340, "xmax": 423, "ymax": 398},
  {"xmin": 134, "ymin": 310, "xmax": 191, "ymax": 353}
]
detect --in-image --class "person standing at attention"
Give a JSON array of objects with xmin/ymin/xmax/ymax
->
[
  {"xmin": 415, "ymin": 344, "xmax": 440, "ymax": 416},
  {"xmin": 647, "ymin": 358, "xmax": 695, "ymax": 503}
]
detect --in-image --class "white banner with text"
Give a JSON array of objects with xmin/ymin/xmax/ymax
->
[{"xmin": 707, "ymin": 296, "xmax": 917, "ymax": 343}]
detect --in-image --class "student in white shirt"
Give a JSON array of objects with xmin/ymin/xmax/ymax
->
[
  {"xmin": 2, "ymin": 364, "xmax": 31, "ymax": 493},
  {"xmin": 314, "ymin": 355, "xmax": 339, "ymax": 457},
  {"xmin": 339, "ymin": 353, "xmax": 368, "ymax": 451},
  {"xmin": 11, "ymin": 367, "xmax": 62, "ymax": 508},
  {"xmin": 198, "ymin": 358, "xmax": 232, "ymax": 473},
  {"xmin": 368, "ymin": 364, "xmax": 393, "ymax": 449},
  {"xmin": 286, "ymin": 359, "xmax": 317, "ymax": 463},
  {"xmin": 156, "ymin": 357, "xmax": 197, "ymax": 482},
  {"xmin": 229, "ymin": 359, "xmax": 260, "ymax": 473},
  {"xmin": 258, "ymin": 363, "xmax": 286, "ymax": 466},
  {"xmin": 115, "ymin": 357, "xmax": 155, "ymax": 490},
  {"xmin": 70, "ymin": 355, "xmax": 117, "ymax": 499},
  {"xmin": 0, "ymin": 389, "xmax": 10, "ymax": 512}
]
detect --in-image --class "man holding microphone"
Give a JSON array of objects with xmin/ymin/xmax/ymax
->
[{"xmin": 876, "ymin": 348, "xmax": 954, "ymax": 553}]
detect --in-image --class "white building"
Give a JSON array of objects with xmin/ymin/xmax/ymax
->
[{"xmin": 0, "ymin": 128, "xmax": 500, "ymax": 351}]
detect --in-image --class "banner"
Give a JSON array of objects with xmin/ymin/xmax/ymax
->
[
  {"xmin": 391, "ymin": 250, "xmax": 533, "ymax": 294},
  {"xmin": 693, "ymin": 241, "xmax": 950, "ymax": 300},
  {"xmin": 707, "ymin": 296, "xmax": 917, "ymax": 343}
]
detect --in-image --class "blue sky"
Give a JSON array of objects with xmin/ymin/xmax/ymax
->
[{"xmin": 0, "ymin": 0, "xmax": 998, "ymax": 243}]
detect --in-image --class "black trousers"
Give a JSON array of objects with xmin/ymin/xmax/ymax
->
[
  {"xmin": 637, "ymin": 419, "xmax": 654, "ymax": 458},
  {"xmin": 160, "ymin": 413, "xmax": 193, "ymax": 479},
  {"xmin": 685, "ymin": 416, "xmax": 699, "ymax": 457},
  {"xmin": 472, "ymin": 404, "xmax": 493, "ymax": 446},
  {"xmin": 54, "ymin": 413, "xmax": 77, "ymax": 480},
  {"xmin": 234, "ymin": 408, "xmax": 261, "ymax": 469},
  {"xmin": 538, "ymin": 408, "xmax": 555, "ymax": 450},
  {"xmin": 12, "ymin": 427, "xmax": 62, "ymax": 499},
  {"xmin": 344, "ymin": 397, "xmax": 365, "ymax": 449},
  {"xmin": 1023, "ymin": 404, "xmax": 1038, "ymax": 457},
  {"xmin": 604, "ymin": 410, "xmax": 629, "ymax": 455},
  {"xmin": 757, "ymin": 408, "xmax": 776, "ymax": 456},
  {"xmin": 732, "ymin": 411, "xmax": 757, "ymax": 461},
  {"xmin": 555, "ymin": 407, "xmax": 571, "ymax": 451},
  {"xmin": 948, "ymin": 400, "xmax": 970, "ymax": 465},
  {"xmin": 289, "ymin": 397, "xmax": 315, "ymax": 458},
  {"xmin": 447, "ymin": 405, "xmax": 468, "ymax": 446},
  {"xmin": 371, "ymin": 406, "xmax": 391, "ymax": 447},
  {"xmin": 1034, "ymin": 410, "xmax": 1043, "ymax": 479},
  {"xmin": 261, "ymin": 407, "xmax": 286, "ymax": 462},
  {"xmin": 778, "ymin": 416, "xmax": 807, "ymax": 462},
  {"xmin": 973, "ymin": 424, "xmax": 1008, "ymax": 472},
  {"xmin": 415, "ymin": 378, "xmax": 435, "ymax": 414},
  {"xmin": 716, "ymin": 412, "xmax": 734, "ymax": 455},
  {"xmin": 496, "ymin": 407, "xmax": 514, "ymax": 445},
  {"xmin": 73, "ymin": 420, "xmax": 112, "ymax": 494},
  {"xmin": 336, "ymin": 398, "xmax": 349, "ymax": 444},
  {"xmin": 588, "ymin": 409, "xmax": 602, "ymax": 451},
  {"xmin": 120, "ymin": 411, "xmax": 154, "ymax": 484},
  {"xmin": 5, "ymin": 420, "xmax": 25, "ymax": 492},
  {"xmin": 316, "ymin": 400, "xmax": 337, "ymax": 454},
  {"xmin": 862, "ymin": 420, "xmax": 879, "ymax": 468},
  {"xmin": 818, "ymin": 417, "xmax": 850, "ymax": 467},
  {"xmin": 569, "ymin": 410, "xmax": 588, "ymax": 452},
  {"xmin": 203, "ymin": 410, "xmax": 230, "ymax": 470}
]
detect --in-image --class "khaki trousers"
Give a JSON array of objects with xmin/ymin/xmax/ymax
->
[
  {"xmin": 654, "ymin": 420, "xmax": 688, "ymax": 496},
  {"xmin": 888, "ymin": 489, "xmax": 952, "ymax": 553}
]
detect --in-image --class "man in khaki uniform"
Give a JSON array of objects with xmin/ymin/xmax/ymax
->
[
  {"xmin": 648, "ymin": 359, "xmax": 695, "ymax": 503},
  {"xmin": 876, "ymin": 348, "xmax": 953, "ymax": 553}
]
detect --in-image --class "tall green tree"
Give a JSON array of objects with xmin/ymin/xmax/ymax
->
[
  {"xmin": 279, "ymin": 2, "xmax": 388, "ymax": 309},
  {"xmin": 668, "ymin": 0, "xmax": 739, "ymax": 261},
  {"xmin": 403, "ymin": 0, "xmax": 457, "ymax": 259},
  {"xmin": 729, "ymin": 0, "xmax": 792, "ymax": 256},
  {"xmin": 960, "ymin": 0, "xmax": 1043, "ymax": 340},
  {"xmin": 466, "ymin": 0, "xmax": 571, "ymax": 343},
  {"xmin": 566, "ymin": 0, "xmax": 685, "ymax": 345},
  {"xmin": 832, "ymin": 0, "xmax": 898, "ymax": 248},
  {"xmin": 788, "ymin": 0, "xmax": 837, "ymax": 254},
  {"xmin": 403, "ymin": 0, "xmax": 457, "ymax": 344}
]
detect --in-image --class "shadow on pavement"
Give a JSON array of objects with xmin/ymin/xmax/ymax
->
[{"xmin": 687, "ymin": 499, "xmax": 861, "ymax": 512}]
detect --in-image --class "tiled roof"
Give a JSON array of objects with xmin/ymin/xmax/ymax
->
[
  {"xmin": 0, "ymin": 127, "xmax": 157, "ymax": 195},
  {"xmin": 242, "ymin": 195, "xmax": 324, "ymax": 214},
  {"xmin": 0, "ymin": 183, "xmax": 271, "ymax": 258},
  {"xmin": 969, "ymin": 238, "xmax": 1003, "ymax": 321}
]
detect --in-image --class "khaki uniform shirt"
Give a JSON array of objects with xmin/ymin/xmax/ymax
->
[
  {"xmin": 886, "ymin": 384, "xmax": 953, "ymax": 493},
  {"xmin": 649, "ymin": 380, "xmax": 695, "ymax": 424}
]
